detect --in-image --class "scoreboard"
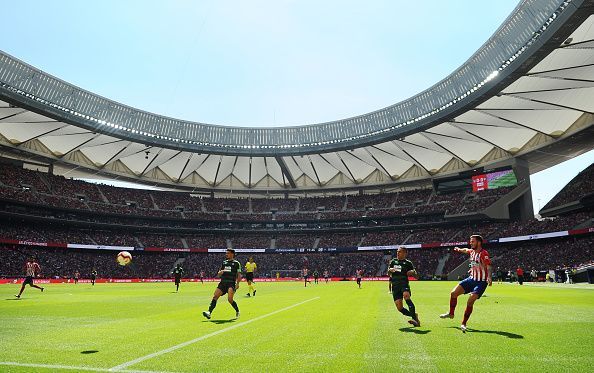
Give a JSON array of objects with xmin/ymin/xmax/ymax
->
[
  {"xmin": 472, "ymin": 169, "xmax": 517, "ymax": 192},
  {"xmin": 436, "ymin": 167, "xmax": 518, "ymax": 193}
]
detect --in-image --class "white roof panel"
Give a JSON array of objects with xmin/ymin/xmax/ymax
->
[
  {"xmin": 292, "ymin": 155, "xmax": 320, "ymax": 183},
  {"xmin": 158, "ymin": 152, "xmax": 192, "ymax": 180},
  {"xmin": 308, "ymin": 154, "xmax": 339, "ymax": 184},
  {"xmin": 514, "ymin": 87, "xmax": 594, "ymax": 113},
  {"xmin": 338, "ymin": 151, "xmax": 376, "ymax": 181},
  {"xmin": 216, "ymin": 156, "xmax": 237, "ymax": 183},
  {"xmin": 503, "ymin": 75, "xmax": 594, "ymax": 94},
  {"xmin": 480, "ymin": 109, "xmax": 582, "ymax": 135},
  {"xmin": 529, "ymin": 48, "xmax": 594, "ymax": 74},
  {"xmin": 366, "ymin": 147, "xmax": 414, "ymax": 177},
  {"xmin": 250, "ymin": 157, "xmax": 267, "ymax": 185},
  {"xmin": 179, "ymin": 153, "xmax": 210, "ymax": 181},
  {"xmin": 232, "ymin": 157, "xmax": 250, "ymax": 184},
  {"xmin": 39, "ymin": 133, "xmax": 97, "ymax": 156},
  {"xmin": 195, "ymin": 155, "xmax": 221, "ymax": 183},
  {"xmin": 0, "ymin": 122, "xmax": 64, "ymax": 143},
  {"xmin": 265, "ymin": 157, "xmax": 285, "ymax": 185},
  {"xmin": 452, "ymin": 122, "xmax": 535, "ymax": 152},
  {"xmin": 395, "ymin": 140, "xmax": 452, "ymax": 172},
  {"xmin": 427, "ymin": 122, "xmax": 483, "ymax": 142},
  {"xmin": 319, "ymin": 152, "xmax": 353, "ymax": 180},
  {"xmin": 563, "ymin": 14, "xmax": 594, "ymax": 44},
  {"xmin": 142, "ymin": 148, "xmax": 181, "ymax": 174},
  {"xmin": 422, "ymin": 132, "xmax": 493, "ymax": 165}
]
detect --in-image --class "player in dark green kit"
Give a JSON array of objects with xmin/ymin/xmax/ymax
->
[
  {"xmin": 388, "ymin": 247, "xmax": 420, "ymax": 327},
  {"xmin": 173, "ymin": 264, "xmax": 184, "ymax": 292},
  {"xmin": 90, "ymin": 269, "xmax": 97, "ymax": 286},
  {"xmin": 203, "ymin": 249, "xmax": 241, "ymax": 320}
]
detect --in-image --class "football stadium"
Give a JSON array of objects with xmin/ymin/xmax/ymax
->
[{"xmin": 1, "ymin": 0, "xmax": 594, "ymax": 372}]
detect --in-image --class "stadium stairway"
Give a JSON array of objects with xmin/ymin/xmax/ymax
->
[
  {"xmin": 86, "ymin": 233, "xmax": 98, "ymax": 245},
  {"xmin": 447, "ymin": 258, "xmax": 471, "ymax": 281},
  {"xmin": 377, "ymin": 254, "xmax": 391, "ymax": 276},
  {"xmin": 96, "ymin": 185, "xmax": 110, "ymax": 203},
  {"xmin": 435, "ymin": 253, "xmax": 449, "ymax": 277},
  {"xmin": 356, "ymin": 235, "xmax": 365, "ymax": 247},
  {"xmin": 170, "ymin": 257, "xmax": 186, "ymax": 275},
  {"xmin": 36, "ymin": 173, "xmax": 52, "ymax": 194},
  {"xmin": 572, "ymin": 217, "xmax": 594, "ymax": 230},
  {"xmin": 149, "ymin": 194, "xmax": 159, "ymax": 209},
  {"xmin": 425, "ymin": 192, "xmax": 435, "ymax": 206},
  {"xmin": 401, "ymin": 233, "xmax": 415, "ymax": 245}
]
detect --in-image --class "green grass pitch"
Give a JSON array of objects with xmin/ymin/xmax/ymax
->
[{"xmin": 0, "ymin": 281, "xmax": 593, "ymax": 372}]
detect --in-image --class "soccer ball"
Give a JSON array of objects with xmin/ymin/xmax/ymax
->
[{"xmin": 116, "ymin": 251, "xmax": 132, "ymax": 266}]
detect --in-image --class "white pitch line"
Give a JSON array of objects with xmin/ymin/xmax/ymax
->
[
  {"xmin": 0, "ymin": 361, "xmax": 172, "ymax": 373},
  {"xmin": 109, "ymin": 297, "xmax": 320, "ymax": 371}
]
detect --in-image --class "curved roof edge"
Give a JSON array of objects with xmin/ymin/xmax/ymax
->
[{"xmin": 0, "ymin": 0, "xmax": 584, "ymax": 156}]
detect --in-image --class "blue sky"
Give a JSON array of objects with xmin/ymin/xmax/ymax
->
[{"xmin": 1, "ymin": 0, "xmax": 592, "ymax": 213}]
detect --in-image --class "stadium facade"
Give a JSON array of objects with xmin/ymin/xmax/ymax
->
[{"xmin": 0, "ymin": 0, "xmax": 593, "ymax": 284}]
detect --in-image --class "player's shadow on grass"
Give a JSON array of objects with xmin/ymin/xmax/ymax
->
[
  {"xmin": 447, "ymin": 326, "xmax": 523, "ymax": 339},
  {"xmin": 204, "ymin": 319, "xmax": 237, "ymax": 325},
  {"xmin": 399, "ymin": 327, "xmax": 431, "ymax": 335},
  {"xmin": 5, "ymin": 298, "xmax": 24, "ymax": 301},
  {"xmin": 81, "ymin": 350, "xmax": 98, "ymax": 354}
]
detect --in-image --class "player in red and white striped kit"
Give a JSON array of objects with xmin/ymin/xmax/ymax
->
[
  {"xmin": 440, "ymin": 235, "xmax": 492, "ymax": 332},
  {"xmin": 16, "ymin": 258, "xmax": 44, "ymax": 298}
]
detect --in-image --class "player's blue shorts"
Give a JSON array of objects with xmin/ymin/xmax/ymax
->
[{"xmin": 459, "ymin": 277, "xmax": 488, "ymax": 298}]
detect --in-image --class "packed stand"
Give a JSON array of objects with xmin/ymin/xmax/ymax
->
[
  {"xmin": 229, "ymin": 235, "xmax": 271, "ymax": 249},
  {"xmin": 360, "ymin": 231, "xmax": 410, "ymax": 246},
  {"xmin": 139, "ymin": 234, "xmax": 183, "ymax": 248},
  {"xmin": 490, "ymin": 236, "xmax": 594, "ymax": 273},
  {"xmin": 317, "ymin": 233, "xmax": 362, "ymax": 248},
  {"xmin": 299, "ymin": 195, "xmax": 345, "ymax": 211},
  {"xmin": 150, "ymin": 190, "xmax": 204, "ymax": 211},
  {"xmin": 0, "ymin": 164, "xmax": 521, "ymax": 224},
  {"xmin": 405, "ymin": 227, "xmax": 461, "ymax": 244},
  {"xmin": 100, "ymin": 184, "xmax": 154, "ymax": 209},
  {"xmin": 274, "ymin": 235, "xmax": 315, "ymax": 249},
  {"xmin": 202, "ymin": 197, "xmax": 249, "ymax": 213},
  {"xmin": 0, "ymin": 245, "xmax": 178, "ymax": 279},
  {"xmin": 345, "ymin": 193, "xmax": 397, "ymax": 210},
  {"xmin": 43, "ymin": 173, "xmax": 105, "ymax": 202},
  {"xmin": 542, "ymin": 163, "xmax": 594, "ymax": 210},
  {"xmin": 251, "ymin": 198, "xmax": 298, "ymax": 213},
  {"xmin": 184, "ymin": 235, "xmax": 227, "ymax": 249},
  {"xmin": 0, "ymin": 164, "xmax": 50, "ymax": 193}
]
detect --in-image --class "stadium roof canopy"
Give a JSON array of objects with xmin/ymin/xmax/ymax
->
[{"xmin": 1, "ymin": 0, "xmax": 594, "ymax": 192}]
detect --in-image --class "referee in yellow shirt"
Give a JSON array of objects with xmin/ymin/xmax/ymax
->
[{"xmin": 245, "ymin": 257, "xmax": 257, "ymax": 297}]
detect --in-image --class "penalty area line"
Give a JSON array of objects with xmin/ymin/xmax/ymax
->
[{"xmin": 109, "ymin": 296, "xmax": 320, "ymax": 371}]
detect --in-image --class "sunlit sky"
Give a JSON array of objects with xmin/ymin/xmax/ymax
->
[{"xmin": 1, "ymin": 0, "xmax": 592, "ymax": 213}]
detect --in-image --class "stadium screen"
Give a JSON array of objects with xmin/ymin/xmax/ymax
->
[{"xmin": 471, "ymin": 169, "xmax": 517, "ymax": 192}]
